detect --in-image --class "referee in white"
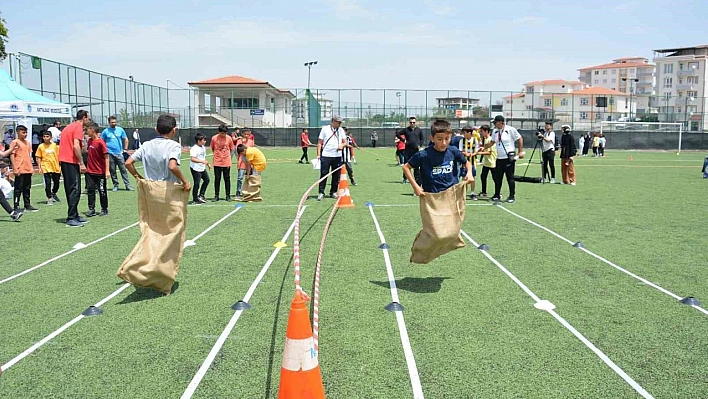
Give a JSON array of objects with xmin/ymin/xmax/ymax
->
[{"xmin": 486, "ymin": 115, "xmax": 524, "ymax": 203}]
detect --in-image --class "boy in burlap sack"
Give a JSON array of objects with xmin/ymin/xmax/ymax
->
[
  {"xmin": 403, "ymin": 119, "xmax": 474, "ymax": 264},
  {"xmin": 236, "ymin": 144, "xmax": 266, "ymax": 202},
  {"xmin": 118, "ymin": 115, "xmax": 191, "ymax": 294}
]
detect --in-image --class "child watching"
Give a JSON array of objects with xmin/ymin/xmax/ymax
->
[
  {"xmin": 189, "ymin": 133, "xmax": 211, "ymax": 204},
  {"xmin": 210, "ymin": 124, "xmax": 234, "ymax": 201},
  {"xmin": 475, "ymin": 125, "xmax": 496, "ymax": 198},
  {"xmin": 459, "ymin": 126, "xmax": 480, "ymax": 200},
  {"xmin": 36, "ymin": 130, "xmax": 62, "ymax": 205},
  {"xmin": 10, "ymin": 125, "xmax": 38, "ymax": 213},
  {"xmin": 85, "ymin": 123, "xmax": 110, "ymax": 217},
  {"xmin": 0, "ymin": 161, "xmax": 22, "ymax": 221},
  {"xmin": 403, "ymin": 119, "xmax": 474, "ymax": 197}
]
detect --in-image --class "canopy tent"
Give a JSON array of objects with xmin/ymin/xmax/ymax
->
[{"xmin": 0, "ymin": 69, "xmax": 72, "ymax": 119}]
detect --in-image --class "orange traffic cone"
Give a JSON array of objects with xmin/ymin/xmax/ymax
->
[
  {"xmin": 629, "ymin": 155, "xmax": 633, "ymax": 161},
  {"xmin": 278, "ymin": 290, "xmax": 325, "ymax": 399},
  {"xmin": 336, "ymin": 167, "xmax": 355, "ymax": 208}
]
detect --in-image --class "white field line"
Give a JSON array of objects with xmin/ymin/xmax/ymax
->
[
  {"xmin": 367, "ymin": 205, "xmax": 424, "ymax": 399},
  {"xmin": 495, "ymin": 205, "xmax": 708, "ymax": 316},
  {"xmin": 459, "ymin": 230, "xmax": 654, "ymax": 399},
  {"xmin": 0, "ymin": 222, "xmax": 140, "ymax": 286},
  {"xmin": 180, "ymin": 206, "xmax": 307, "ymax": 399},
  {"xmin": 366, "ymin": 203, "xmax": 492, "ymax": 208},
  {"xmin": 0, "ymin": 207, "xmax": 241, "ymax": 374}
]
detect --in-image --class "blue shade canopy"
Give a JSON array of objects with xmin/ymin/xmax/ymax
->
[{"xmin": 0, "ymin": 69, "xmax": 72, "ymax": 118}]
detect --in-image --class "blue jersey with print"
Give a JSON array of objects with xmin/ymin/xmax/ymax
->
[
  {"xmin": 407, "ymin": 146, "xmax": 467, "ymax": 193},
  {"xmin": 101, "ymin": 127, "xmax": 127, "ymax": 155}
]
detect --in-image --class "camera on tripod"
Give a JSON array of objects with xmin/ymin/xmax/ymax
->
[{"xmin": 536, "ymin": 127, "xmax": 545, "ymax": 140}]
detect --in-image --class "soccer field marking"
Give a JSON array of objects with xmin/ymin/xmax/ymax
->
[
  {"xmin": 180, "ymin": 206, "xmax": 307, "ymax": 399},
  {"xmin": 0, "ymin": 207, "xmax": 241, "ymax": 375},
  {"xmin": 367, "ymin": 204, "xmax": 424, "ymax": 399},
  {"xmin": 495, "ymin": 205, "xmax": 708, "ymax": 316},
  {"xmin": 0, "ymin": 221, "xmax": 140, "ymax": 286},
  {"xmin": 575, "ymin": 165, "xmax": 695, "ymax": 168},
  {"xmin": 367, "ymin": 203, "xmax": 493, "ymax": 208},
  {"xmin": 459, "ymin": 230, "xmax": 655, "ymax": 399}
]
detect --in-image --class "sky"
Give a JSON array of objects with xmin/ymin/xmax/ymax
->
[{"xmin": 1, "ymin": 0, "xmax": 706, "ymax": 101}]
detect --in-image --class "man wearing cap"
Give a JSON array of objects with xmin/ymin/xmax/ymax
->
[
  {"xmin": 316, "ymin": 116, "xmax": 347, "ymax": 201},
  {"xmin": 397, "ymin": 116, "xmax": 424, "ymax": 184},
  {"xmin": 486, "ymin": 115, "xmax": 523, "ymax": 203}
]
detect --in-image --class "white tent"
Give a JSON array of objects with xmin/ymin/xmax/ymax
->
[{"xmin": 0, "ymin": 69, "xmax": 72, "ymax": 120}]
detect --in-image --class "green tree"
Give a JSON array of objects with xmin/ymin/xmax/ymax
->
[{"xmin": 0, "ymin": 13, "xmax": 8, "ymax": 61}]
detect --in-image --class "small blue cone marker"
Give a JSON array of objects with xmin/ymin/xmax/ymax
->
[
  {"xmin": 679, "ymin": 297, "xmax": 701, "ymax": 307},
  {"xmin": 385, "ymin": 302, "xmax": 405, "ymax": 312},
  {"xmin": 478, "ymin": 244, "xmax": 490, "ymax": 251},
  {"xmin": 82, "ymin": 306, "xmax": 103, "ymax": 316},
  {"xmin": 365, "ymin": 202, "xmax": 374, "ymax": 207},
  {"xmin": 235, "ymin": 204, "xmax": 244, "ymax": 209},
  {"xmin": 231, "ymin": 300, "xmax": 252, "ymax": 310},
  {"xmin": 379, "ymin": 243, "xmax": 390, "ymax": 250},
  {"xmin": 573, "ymin": 242, "xmax": 585, "ymax": 249}
]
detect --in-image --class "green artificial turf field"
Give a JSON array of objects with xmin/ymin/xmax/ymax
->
[{"xmin": 0, "ymin": 146, "xmax": 706, "ymax": 398}]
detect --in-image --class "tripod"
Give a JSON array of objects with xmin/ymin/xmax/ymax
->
[{"xmin": 521, "ymin": 137, "xmax": 545, "ymax": 183}]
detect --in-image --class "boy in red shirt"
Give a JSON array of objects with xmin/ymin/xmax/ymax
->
[
  {"xmin": 210, "ymin": 124, "xmax": 235, "ymax": 201},
  {"xmin": 298, "ymin": 128, "xmax": 312, "ymax": 164},
  {"xmin": 10, "ymin": 125, "xmax": 39, "ymax": 212},
  {"xmin": 85, "ymin": 123, "xmax": 110, "ymax": 216}
]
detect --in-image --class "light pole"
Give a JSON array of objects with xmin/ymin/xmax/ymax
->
[
  {"xmin": 304, "ymin": 61, "xmax": 318, "ymax": 127},
  {"xmin": 396, "ymin": 92, "xmax": 402, "ymax": 122},
  {"xmin": 622, "ymin": 77, "xmax": 639, "ymax": 120}
]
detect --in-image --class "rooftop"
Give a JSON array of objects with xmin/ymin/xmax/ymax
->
[
  {"xmin": 654, "ymin": 45, "xmax": 708, "ymax": 53},
  {"xmin": 188, "ymin": 75, "xmax": 269, "ymax": 85},
  {"xmin": 578, "ymin": 61, "xmax": 653, "ymax": 71},
  {"xmin": 524, "ymin": 79, "xmax": 585, "ymax": 86}
]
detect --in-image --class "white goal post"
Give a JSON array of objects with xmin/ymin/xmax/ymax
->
[{"xmin": 599, "ymin": 121, "xmax": 685, "ymax": 153}]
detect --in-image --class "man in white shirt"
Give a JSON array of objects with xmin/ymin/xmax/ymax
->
[
  {"xmin": 540, "ymin": 121, "xmax": 556, "ymax": 184},
  {"xmin": 316, "ymin": 115, "xmax": 347, "ymax": 201},
  {"xmin": 486, "ymin": 115, "xmax": 524, "ymax": 203},
  {"xmin": 48, "ymin": 121, "xmax": 62, "ymax": 144},
  {"xmin": 133, "ymin": 129, "xmax": 141, "ymax": 150}
]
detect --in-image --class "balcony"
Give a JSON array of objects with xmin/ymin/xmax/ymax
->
[
  {"xmin": 636, "ymin": 81, "xmax": 653, "ymax": 87},
  {"xmin": 637, "ymin": 70, "xmax": 654, "ymax": 77},
  {"xmin": 676, "ymin": 83, "xmax": 694, "ymax": 90},
  {"xmin": 677, "ymin": 69, "xmax": 698, "ymax": 77}
]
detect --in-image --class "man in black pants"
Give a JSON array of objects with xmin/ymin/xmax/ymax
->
[
  {"xmin": 540, "ymin": 121, "xmax": 556, "ymax": 184},
  {"xmin": 398, "ymin": 116, "xmax": 424, "ymax": 184},
  {"xmin": 59, "ymin": 110, "xmax": 90, "ymax": 227},
  {"xmin": 487, "ymin": 115, "xmax": 524, "ymax": 203},
  {"xmin": 316, "ymin": 116, "xmax": 347, "ymax": 201}
]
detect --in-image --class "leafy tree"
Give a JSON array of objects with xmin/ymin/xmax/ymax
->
[{"xmin": 0, "ymin": 13, "xmax": 8, "ymax": 61}]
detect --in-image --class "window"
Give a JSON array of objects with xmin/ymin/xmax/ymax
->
[
  {"xmin": 561, "ymin": 98, "xmax": 568, "ymax": 106},
  {"xmin": 603, "ymin": 79, "xmax": 607, "ymax": 83},
  {"xmin": 594, "ymin": 79, "xmax": 599, "ymax": 84},
  {"xmin": 620, "ymin": 88, "xmax": 626, "ymax": 93},
  {"xmin": 664, "ymin": 77, "xmax": 673, "ymax": 88},
  {"xmin": 228, "ymin": 98, "xmax": 259, "ymax": 108},
  {"xmin": 594, "ymin": 71, "xmax": 600, "ymax": 75},
  {"xmin": 603, "ymin": 70, "xmax": 608, "ymax": 75},
  {"xmin": 539, "ymin": 112, "xmax": 547, "ymax": 120},
  {"xmin": 580, "ymin": 98, "xmax": 589, "ymax": 106},
  {"xmin": 663, "ymin": 63, "xmax": 674, "ymax": 74},
  {"xmin": 526, "ymin": 105, "xmax": 533, "ymax": 110},
  {"xmin": 611, "ymin": 78, "xmax": 616, "ymax": 83},
  {"xmin": 630, "ymin": 68, "xmax": 635, "ymax": 73},
  {"xmin": 688, "ymin": 91, "xmax": 698, "ymax": 98},
  {"xmin": 678, "ymin": 91, "xmax": 683, "ymax": 98},
  {"xmin": 612, "ymin": 69, "xmax": 617, "ymax": 74},
  {"xmin": 609, "ymin": 98, "xmax": 615, "ymax": 106},
  {"xmin": 687, "ymin": 76, "xmax": 699, "ymax": 84},
  {"xmin": 544, "ymin": 99, "xmax": 552, "ymax": 106},
  {"xmin": 677, "ymin": 107, "xmax": 682, "ymax": 113},
  {"xmin": 580, "ymin": 112, "xmax": 588, "ymax": 119},
  {"xmin": 688, "ymin": 62, "xmax": 699, "ymax": 70},
  {"xmin": 596, "ymin": 112, "xmax": 603, "ymax": 120}
]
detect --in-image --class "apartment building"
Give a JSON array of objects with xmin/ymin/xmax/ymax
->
[
  {"xmin": 653, "ymin": 45, "xmax": 708, "ymax": 130},
  {"xmin": 503, "ymin": 79, "xmax": 585, "ymax": 121},
  {"xmin": 578, "ymin": 57, "xmax": 655, "ymax": 115}
]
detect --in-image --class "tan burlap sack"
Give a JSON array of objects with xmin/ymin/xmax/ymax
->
[
  {"xmin": 116, "ymin": 179, "xmax": 189, "ymax": 295},
  {"xmin": 241, "ymin": 174, "xmax": 263, "ymax": 202},
  {"xmin": 410, "ymin": 182, "xmax": 467, "ymax": 264}
]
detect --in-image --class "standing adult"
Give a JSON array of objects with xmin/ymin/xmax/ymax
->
[
  {"xmin": 48, "ymin": 120, "xmax": 62, "ymax": 144},
  {"xmin": 59, "ymin": 110, "xmax": 90, "ymax": 227},
  {"xmin": 132, "ymin": 129, "xmax": 141, "ymax": 150},
  {"xmin": 370, "ymin": 130, "xmax": 378, "ymax": 148},
  {"xmin": 559, "ymin": 125, "xmax": 577, "ymax": 185},
  {"xmin": 540, "ymin": 121, "xmax": 556, "ymax": 184},
  {"xmin": 299, "ymin": 128, "xmax": 312, "ymax": 164},
  {"xmin": 582, "ymin": 132, "xmax": 592, "ymax": 156},
  {"xmin": 3, "ymin": 128, "xmax": 14, "ymax": 150},
  {"xmin": 101, "ymin": 116, "xmax": 134, "ymax": 191},
  {"xmin": 31, "ymin": 127, "xmax": 42, "ymax": 165},
  {"xmin": 487, "ymin": 115, "xmax": 524, "ymax": 203},
  {"xmin": 397, "ymin": 116, "xmax": 424, "ymax": 184},
  {"xmin": 316, "ymin": 116, "xmax": 347, "ymax": 201}
]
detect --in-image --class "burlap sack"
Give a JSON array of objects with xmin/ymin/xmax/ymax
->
[
  {"xmin": 116, "ymin": 179, "xmax": 189, "ymax": 295},
  {"xmin": 241, "ymin": 174, "xmax": 263, "ymax": 202},
  {"xmin": 410, "ymin": 182, "xmax": 467, "ymax": 264}
]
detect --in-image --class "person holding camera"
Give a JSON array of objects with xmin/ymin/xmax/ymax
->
[
  {"xmin": 486, "ymin": 115, "xmax": 523, "ymax": 203},
  {"xmin": 539, "ymin": 121, "xmax": 556, "ymax": 184},
  {"xmin": 559, "ymin": 125, "xmax": 577, "ymax": 185}
]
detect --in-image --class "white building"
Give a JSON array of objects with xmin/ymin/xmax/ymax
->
[
  {"xmin": 187, "ymin": 75, "xmax": 294, "ymax": 128},
  {"xmin": 503, "ymin": 80, "xmax": 586, "ymax": 121},
  {"xmin": 436, "ymin": 97, "xmax": 480, "ymax": 118},
  {"xmin": 653, "ymin": 45, "xmax": 708, "ymax": 131},
  {"xmin": 292, "ymin": 92, "xmax": 333, "ymax": 125},
  {"xmin": 578, "ymin": 57, "xmax": 656, "ymax": 116},
  {"xmin": 540, "ymin": 86, "xmax": 631, "ymax": 130}
]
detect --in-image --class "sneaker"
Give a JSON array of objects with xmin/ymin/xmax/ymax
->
[
  {"xmin": 491, "ymin": 196, "xmax": 501, "ymax": 202},
  {"xmin": 86, "ymin": 209, "xmax": 98, "ymax": 217},
  {"xmin": 212, "ymin": 196, "xmax": 220, "ymax": 202},
  {"xmin": 99, "ymin": 210, "xmax": 109, "ymax": 216},
  {"xmin": 541, "ymin": 178, "xmax": 546, "ymax": 183},
  {"xmin": 77, "ymin": 216, "xmax": 89, "ymax": 223},
  {"xmin": 570, "ymin": 182, "xmax": 576, "ymax": 186},
  {"xmin": 10, "ymin": 210, "xmax": 23, "ymax": 222},
  {"xmin": 469, "ymin": 194, "xmax": 478, "ymax": 201},
  {"xmin": 550, "ymin": 178, "xmax": 556, "ymax": 184},
  {"xmin": 478, "ymin": 192, "xmax": 487, "ymax": 198},
  {"xmin": 298, "ymin": 160, "xmax": 303, "ymax": 164},
  {"xmin": 317, "ymin": 193, "xmax": 324, "ymax": 201},
  {"xmin": 351, "ymin": 181, "xmax": 357, "ymax": 186},
  {"xmin": 112, "ymin": 186, "xmax": 119, "ymax": 192},
  {"xmin": 126, "ymin": 186, "xmax": 135, "ymax": 191},
  {"xmin": 330, "ymin": 192, "xmax": 338, "ymax": 199},
  {"xmin": 52, "ymin": 194, "xmax": 61, "ymax": 202},
  {"xmin": 226, "ymin": 195, "xmax": 232, "ymax": 202},
  {"xmin": 46, "ymin": 198, "xmax": 55, "ymax": 205},
  {"xmin": 192, "ymin": 200, "xmax": 202, "ymax": 206},
  {"xmin": 66, "ymin": 219, "xmax": 83, "ymax": 227},
  {"xmin": 506, "ymin": 197, "xmax": 516, "ymax": 203},
  {"xmin": 402, "ymin": 179, "xmax": 408, "ymax": 184},
  {"xmin": 25, "ymin": 205, "xmax": 39, "ymax": 212},
  {"xmin": 234, "ymin": 195, "xmax": 242, "ymax": 201}
]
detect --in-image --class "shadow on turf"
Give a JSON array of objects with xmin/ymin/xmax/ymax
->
[
  {"xmin": 117, "ymin": 282, "xmax": 180, "ymax": 304},
  {"xmin": 369, "ymin": 277, "xmax": 451, "ymax": 293}
]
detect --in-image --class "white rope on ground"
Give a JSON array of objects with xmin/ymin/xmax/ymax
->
[
  {"xmin": 495, "ymin": 205, "xmax": 708, "ymax": 316},
  {"xmin": 367, "ymin": 204, "xmax": 425, "ymax": 399},
  {"xmin": 460, "ymin": 229, "xmax": 654, "ymax": 399}
]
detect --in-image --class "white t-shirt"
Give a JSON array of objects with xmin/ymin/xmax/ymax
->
[
  {"xmin": 318, "ymin": 125, "xmax": 345, "ymax": 158},
  {"xmin": 599, "ymin": 137, "xmax": 606, "ymax": 147},
  {"xmin": 130, "ymin": 137, "xmax": 182, "ymax": 182},
  {"xmin": 542, "ymin": 130, "xmax": 555, "ymax": 152},
  {"xmin": 0, "ymin": 177, "xmax": 12, "ymax": 199},
  {"xmin": 491, "ymin": 125, "xmax": 522, "ymax": 160},
  {"xmin": 190, "ymin": 144, "xmax": 207, "ymax": 172},
  {"xmin": 48, "ymin": 127, "xmax": 61, "ymax": 143}
]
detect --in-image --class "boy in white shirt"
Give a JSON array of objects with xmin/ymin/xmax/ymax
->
[
  {"xmin": 0, "ymin": 162, "xmax": 22, "ymax": 221},
  {"xmin": 189, "ymin": 133, "xmax": 211, "ymax": 204}
]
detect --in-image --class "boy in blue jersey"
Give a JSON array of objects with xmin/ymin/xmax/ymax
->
[{"xmin": 403, "ymin": 119, "xmax": 474, "ymax": 197}]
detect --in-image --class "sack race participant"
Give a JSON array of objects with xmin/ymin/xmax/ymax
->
[
  {"xmin": 403, "ymin": 119, "xmax": 473, "ymax": 264},
  {"xmin": 117, "ymin": 115, "xmax": 191, "ymax": 295},
  {"xmin": 237, "ymin": 144, "xmax": 267, "ymax": 202}
]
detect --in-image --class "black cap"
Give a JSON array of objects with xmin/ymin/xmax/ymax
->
[{"xmin": 493, "ymin": 115, "xmax": 505, "ymax": 123}]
